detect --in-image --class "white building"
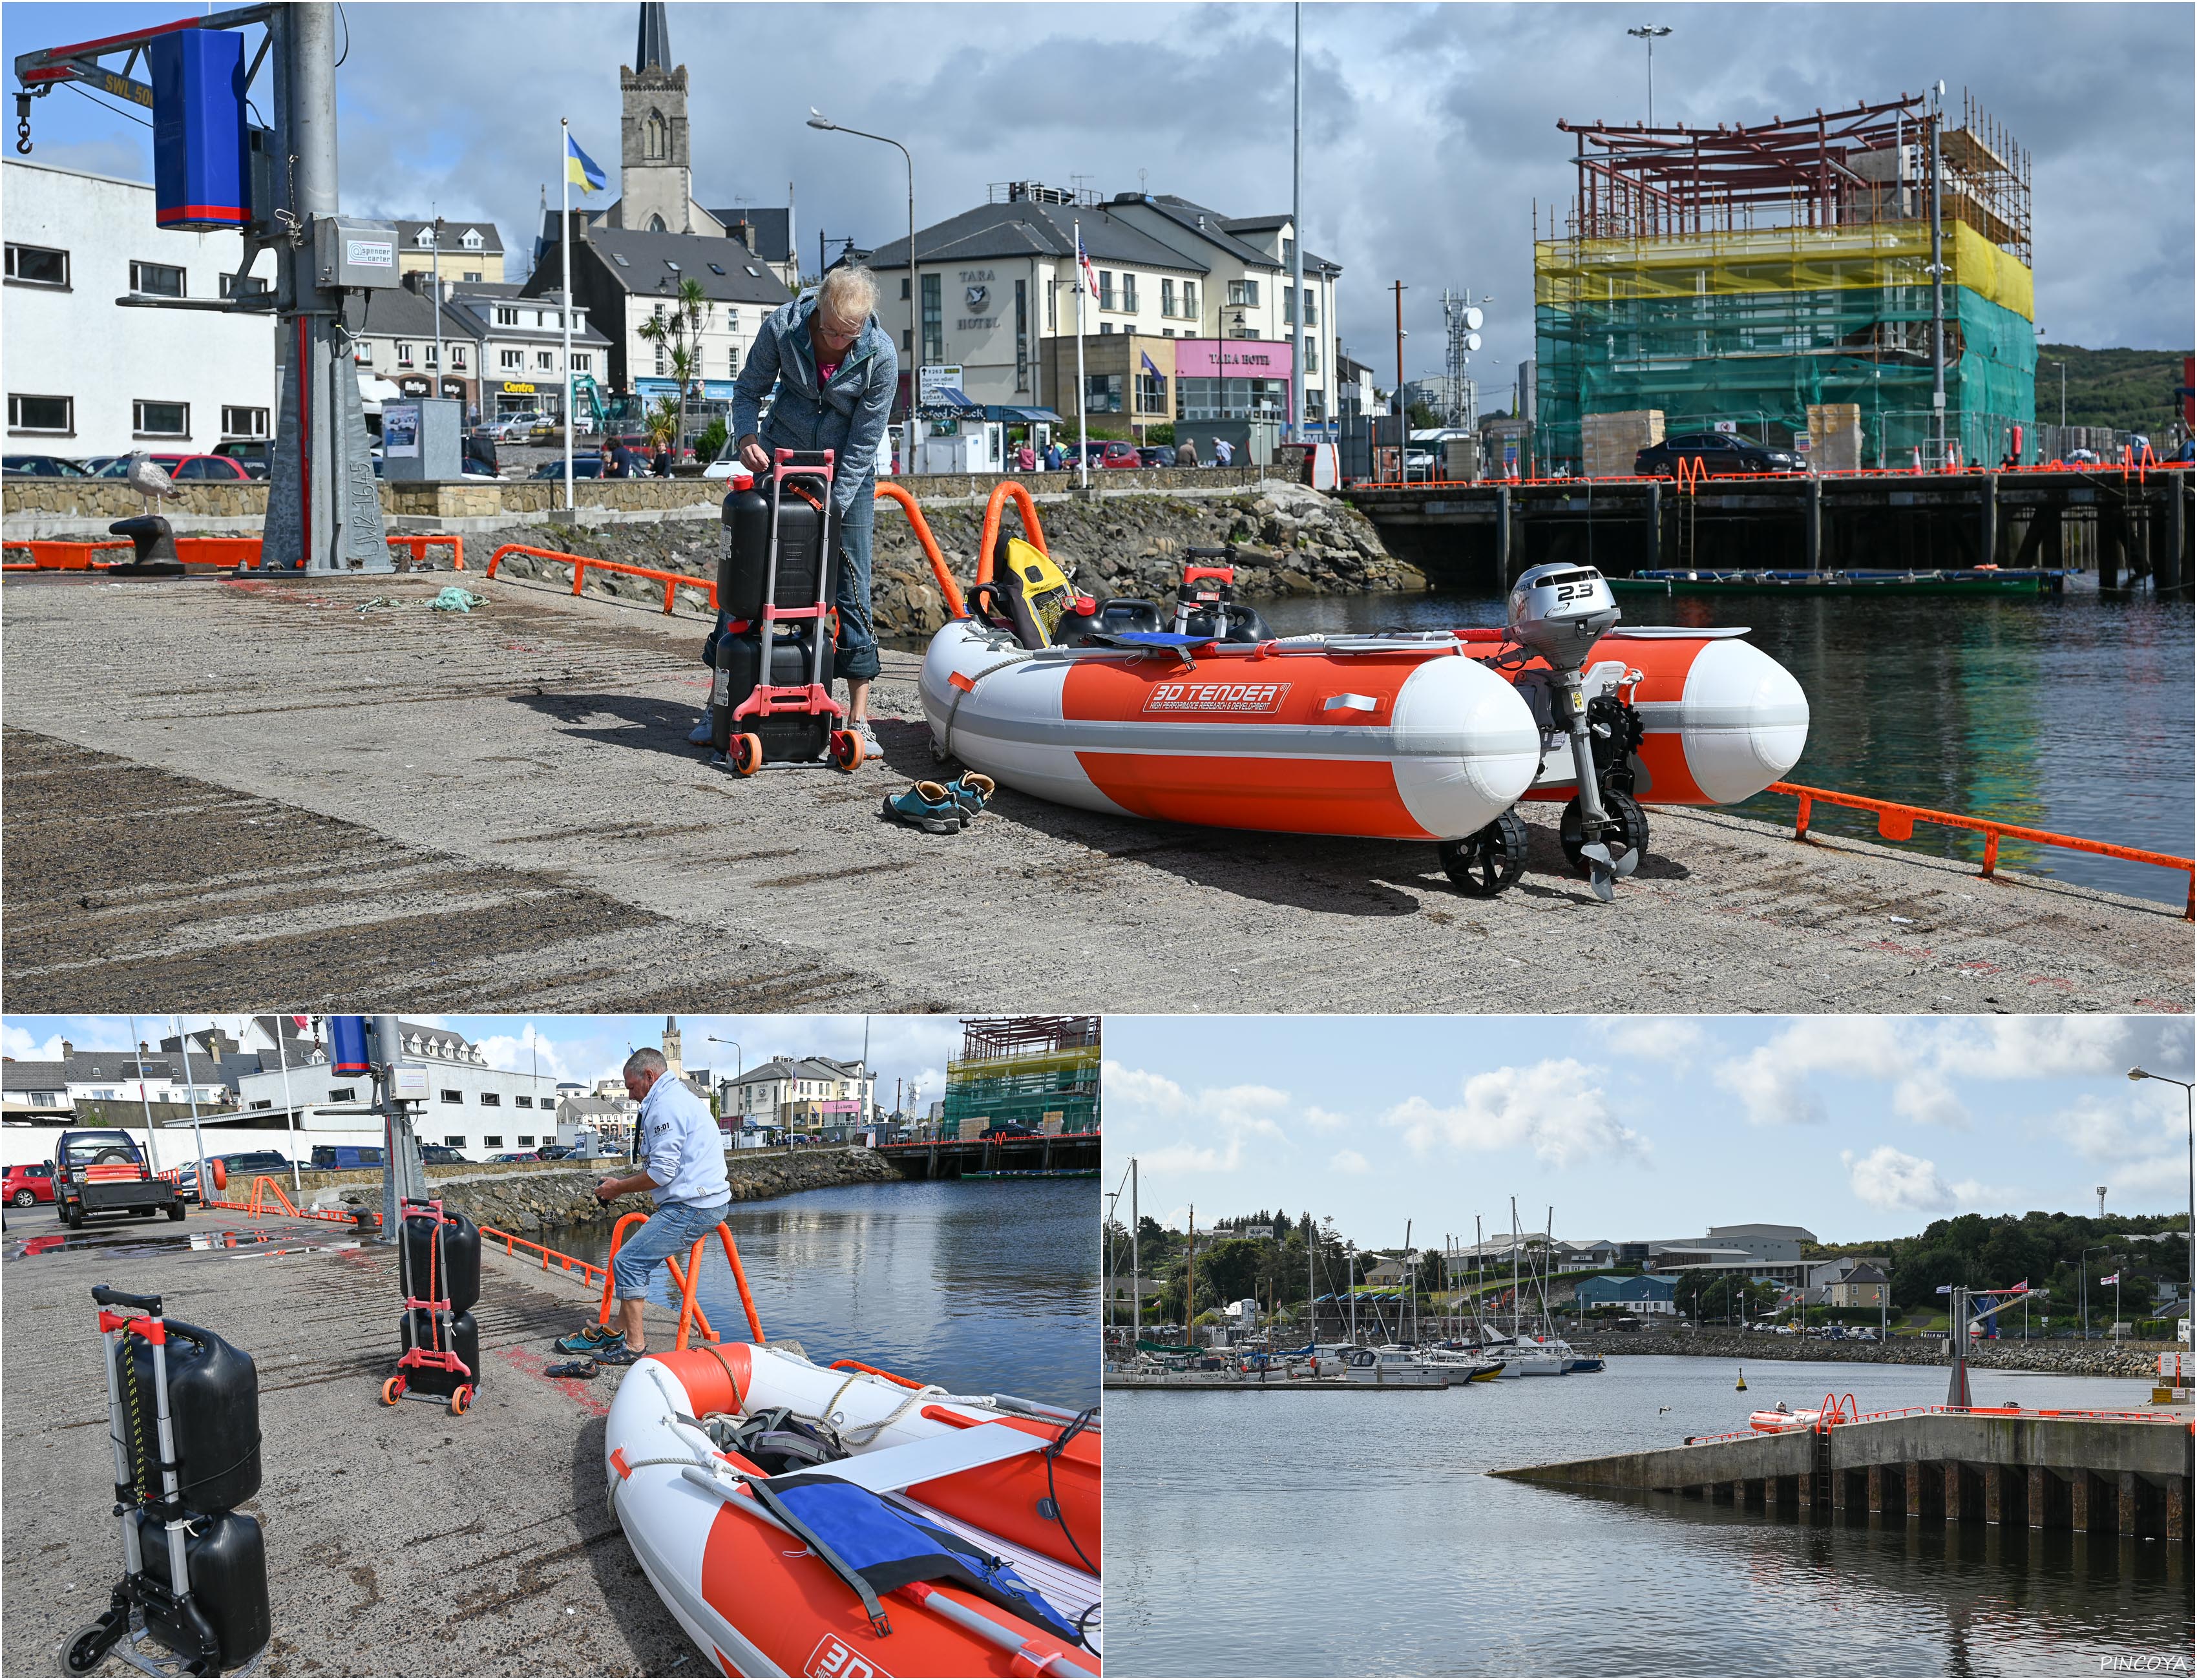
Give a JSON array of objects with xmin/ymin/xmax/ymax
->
[
  {"xmin": 717, "ymin": 1056, "xmax": 874, "ymax": 1128},
  {"xmin": 4, "ymin": 159, "xmax": 276, "ymax": 457},
  {"xmin": 234, "ymin": 1020, "xmax": 563, "ymax": 1157}
]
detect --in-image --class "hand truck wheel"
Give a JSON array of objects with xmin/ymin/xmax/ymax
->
[
  {"xmin": 830, "ymin": 729, "xmax": 865, "ymax": 772},
  {"xmin": 449, "ymin": 1385, "xmax": 473, "ymax": 1416},
  {"xmin": 381, "ymin": 1374, "xmax": 406, "ymax": 1406},
  {"xmin": 732, "ymin": 733, "xmax": 764, "ymax": 777},
  {"xmin": 61, "ymin": 1617, "xmax": 122, "ymax": 1677}
]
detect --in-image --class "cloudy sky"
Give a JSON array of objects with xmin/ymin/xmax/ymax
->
[
  {"xmin": 1102, "ymin": 1014, "xmax": 2195, "ymax": 1246},
  {"xmin": 6, "ymin": 1, "xmax": 2189, "ymax": 379},
  {"xmin": 3, "ymin": 1013, "xmax": 967, "ymax": 1111}
]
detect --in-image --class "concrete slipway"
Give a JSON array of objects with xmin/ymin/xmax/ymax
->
[
  {"xmin": 2, "ymin": 571, "xmax": 2187, "ymax": 1013},
  {"xmin": 0, "ymin": 1208, "xmax": 691, "ymax": 1677}
]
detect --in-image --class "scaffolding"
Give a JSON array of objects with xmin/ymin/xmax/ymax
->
[
  {"xmin": 1536, "ymin": 91, "xmax": 2036, "ymax": 472},
  {"xmin": 941, "ymin": 1016, "xmax": 1100, "ymax": 1137}
]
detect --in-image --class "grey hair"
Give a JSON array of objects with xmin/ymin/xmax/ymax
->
[
  {"xmin": 624, "ymin": 1047, "xmax": 668, "ymax": 1078},
  {"xmin": 816, "ymin": 266, "xmax": 878, "ymax": 323}
]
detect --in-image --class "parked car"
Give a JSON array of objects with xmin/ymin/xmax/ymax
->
[
  {"xmin": 490, "ymin": 412, "xmax": 545, "ymax": 441},
  {"xmin": 209, "ymin": 1151, "xmax": 293, "ymax": 1184},
  {"xmin": 526, "ymin": 457, "xmax": 609, "ymax": 479},
  {"xmin": 1634, "ymin": 432, "xmax": 1802, "ymax": 478},
  {"xmin": 310, "ymin": 1144, "xmax": 386, "ymax": 1170},
  {"xmin": 980, "ymin": 1123, "xmax": 1036, "ymax": 1140},
  {"xmin": 4, "ymin": 1162, "xmax": 57, "ymax": 1206},
  {"xmin": 492, "ymin": 1151, "xmax": 533, "ymax": 1163},
  {"xmin": 535, "ymin": 1144, "xmax": 572, "ymax": 1160},
  {"xmin": 1137, "ymin": 446, "xmax": 1172, "ymax": 468},
  {"xmin": 52, "ymin": 1129, "xmax": 186, "ymax": 1227},
  {"xmin": 213, "ymin": 440, "xmax": 274, "ymax": 478},
  {"xmin": 1098, "ymin": 441, "xmax": 1142, "ymax": 469},
  {"xmin": 420, "ymin": 1144, "xmax": 468, "ymax": 1165},
  {"xmin": 90, "ymin": 452, "xmax": 253, "ymax": 482},
  {"xmin": 3, "ymin": 453, "xmax": 90, "ymax": 478},
  {"xmin": 76, "ymin": 455, "xmax": 127, "ymax": 477}
]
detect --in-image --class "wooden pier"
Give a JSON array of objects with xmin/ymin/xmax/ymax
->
[
  {"xmin": 1347, "ymin": 466, "xmax": 2195, "ymax": 591},
  {"xmin": 1493, "ymin": 1406, "xmax": 2195, "ymax": 1538},
  {"xmin": 876, "ymin": 1130, "xmax": 1100, "ymax": 1180}
]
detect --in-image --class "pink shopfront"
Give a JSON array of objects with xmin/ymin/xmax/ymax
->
[{"xmin": 1171, "ymin": 337, "xmax": 1294, "ymax": 422}]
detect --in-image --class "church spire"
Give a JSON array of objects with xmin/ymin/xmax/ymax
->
[{"xmin": 635, "ymin": 3, "xmax": 671, "ymax": 72}]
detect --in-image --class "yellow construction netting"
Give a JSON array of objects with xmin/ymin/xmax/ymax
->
[{"xmin": 1535, "ymin": 221, "xmax": 2032, "ymax": 322}]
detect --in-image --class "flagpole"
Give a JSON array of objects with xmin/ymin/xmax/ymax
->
[
  {"xmin": 273, "ymin": 1014, "xmax": 301, "ymax": 1195},
  {"xmin": 1074, "ymin": 218, "xmax": 1088, "ymax": 490},
  {"xmin": 562, "ymin": 118, "xmax": 575, "ymax": 512}
]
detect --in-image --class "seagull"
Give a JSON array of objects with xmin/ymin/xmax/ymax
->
[
  {"xmin": 1657, "ymin": 1404, "xmax": 1673, "ymax": 1414},
  {"xmin": 125, "ymin": 452, "xmax": 181, "ymax": 519}
]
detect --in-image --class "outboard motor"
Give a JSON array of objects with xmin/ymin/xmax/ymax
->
[{"xmin": 1506, "ymin": 563, "xmax": 1641, "ymax": 901}]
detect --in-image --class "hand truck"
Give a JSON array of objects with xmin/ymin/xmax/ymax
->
[{"xmin": 380, "ymin": 1197, "xmax": 474, "ymax": 1416}]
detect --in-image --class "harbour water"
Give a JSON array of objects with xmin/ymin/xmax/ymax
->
[
  {"xmin": 1260, "ymin": 589, "xmax": 2194, "ymax": 905},
  {"xmin": 1104, "ymin": 1356, "xmax": 2189, "ymax": 1677},
  {"xmin": 538, "ymin": 1177, "xmax": 1098, "ymax": 1409}
]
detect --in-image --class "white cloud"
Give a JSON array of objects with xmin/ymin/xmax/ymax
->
[
  {"xmin": 2035, "ymin": 1088, "xmax": 2191, "ymax": 1197},
  {"xmin": 1844, "ymin": 1146, "xmax": 1954, "ymax": 1212},
  {"xmin": 1301, "ymin": 1106, "xmax": 1352, "ymax": 1131},
  {"xmin": 1, "ymin": 1025, "xmax": 67, "ymax": 1061},
  {"xmin": 1597, "ymin": 1017, "xmax": 1708, "ymax": 1068},
  {"xmin": 1330, "ymin": 1149, "xmax": 1371, "ymax": 1174},
  {"xmin": 472, "ymin": 1023, "xmax": 578, "ymax": 1082},
  {"xmin": 1714, "ymin": 1017, "xmax": 1974, "ymax": 1129},
  {"xmin": 1104, "ymin": 1061, "xmax": 1290, "ymax": 1174},
  {"xmin": 1929, "ymin": 1016, "xmax": 2192, "ymax": 1082},
  {"xmin": 1386, "ymin": 1058, "xmax": 1646, "ymax": 1168}
]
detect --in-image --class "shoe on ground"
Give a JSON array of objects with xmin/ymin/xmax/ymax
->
[
  {"xmin": 687, "ymin": 712, "xmax": 715, "ymax": 746},
  {"xmin": 594, "ymin": 1344, "xmax": 647, "ymax": 1367},
  {"xmin": 545, "ymin": 1357, "xmax": 600, "ymax": 1380},
  {"xmin": 946, "ymin": 772, "xmax": 995, "ymax": 822},
  {"xmin": 554, "ymin": 1324, "xmax": 623, "ymax": 1354},
  {"xmin": 881, "ymin": 781, "xmax": 962, "ymax": 835}
]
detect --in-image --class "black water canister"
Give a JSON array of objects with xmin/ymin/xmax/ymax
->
[
  {"xmin": 400, "ymin": 1206, "xmax": 479, "ymax": 1314},
  {"xmin": 397, "ymin": 1307, "xmax": 481, "ymax": 1398},
  {"xmin": 114, "ymin": 1320, "xmax": 260, "ymax": 1513},
  {"xmin": 133, "ymin": 1509, "xmax": 271, "ymax": 1672},
  {"xmin": 1179, "ymin": 600, "xmax": 1274, "ymax": 644},
  {"xmin": 711, "ymin": 627, "xmax": 836, "ymax": 751},
  {"xmin": 719, "ymin": 479, "xmax": 839, "ymax": 621}
]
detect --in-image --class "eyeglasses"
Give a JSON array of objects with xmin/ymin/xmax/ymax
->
[{"xmin": 814, "ymin": 314, "xmax": 863, "ymax": 343}]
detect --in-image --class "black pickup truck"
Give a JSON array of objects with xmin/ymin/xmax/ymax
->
[{"xmin": 52, "ymin": 1129, "xmax": 187, "ymax": 1227}]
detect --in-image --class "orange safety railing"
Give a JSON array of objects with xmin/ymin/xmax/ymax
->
[
  {"xmin": 593, "ymin": 1210, "xmax": 767, "ymax": 1350},
  {"xmin": 387, "ymin": 534, "xmax": 465, "ymax": 569},
  {"xmin": 876, "ymin": 479, "xmax": 969, "ymax": 618},
  {"xmin": 200, "ymin": 1173, "xmax": 375, "ymax": 1226},
  {"xmin": 974, "ymin": 478, "xmax": 1050, "ymax": 587},
  {"xmin": 485, "ymin": 543, "xmax": 716, "ymax": 616},
  {"xmin": 1, "ymin": 538, "xmax": 135, "ymax": 571},
  {"xmin": 479, "ymin": 1225, "xmax": 612, "ymax": 1287},
  {"xmin": 1765, "ymin": 781, "xmax": 2196, "ymax": 919}
]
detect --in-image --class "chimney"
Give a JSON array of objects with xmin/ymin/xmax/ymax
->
[{"xmin": 61, "ymin": 1040, "xmax": 74, "ymax": 1058}]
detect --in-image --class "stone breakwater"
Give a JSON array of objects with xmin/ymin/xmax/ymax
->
[
  {"xmin": 293, "ymin": 1146, "xmax": 899, "ymax": 1235},
  {"xmin": 1573, "ymin": 1329, "xmax": 2166, "ymax": 1380},
  {"xmin": 487, "ymin": 484, "xmax": 1427, "ymax": 641}
]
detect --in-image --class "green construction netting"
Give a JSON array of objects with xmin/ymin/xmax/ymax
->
[
  {"xmin": 1534, "ymin": 226, "xmax": 2037, "ymax": 470},
  {"xmin": 940, "ymin": 1046, "xmax": 1101, "ymax": 1133}
]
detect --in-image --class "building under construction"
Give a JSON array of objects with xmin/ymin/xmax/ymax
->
[
  {"xmin": 1535, "ymin": 91, "xmax": 2036, "ymax": 473},
  {"xmin": 940, "ymin": 1016, "xmax": 1100, "ymax": 1140}
]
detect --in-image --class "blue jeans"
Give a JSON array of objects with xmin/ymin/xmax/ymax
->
[{"xmin": 612, "ymin": 1199, "xmax": 731, "ymax": 1302}]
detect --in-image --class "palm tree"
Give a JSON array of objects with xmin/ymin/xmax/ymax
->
[{"xmin": 636, "ymin": 277, "xmax": 715, "ymax": 465}]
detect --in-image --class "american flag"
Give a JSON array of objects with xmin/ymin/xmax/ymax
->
[{"xmin": 1077, "ymin": 230, "xmax": 1098, "ymax": 298}]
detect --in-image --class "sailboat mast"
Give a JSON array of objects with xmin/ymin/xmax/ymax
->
[{"xmin": 1130, "ymin": 1158, "xmax": 1139, "ymax": 1345}]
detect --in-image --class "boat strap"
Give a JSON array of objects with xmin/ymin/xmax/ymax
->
[
  {"xmin": 939, "ymin": 650, "xmax": 1035, "ymax": 761},
  {"xmin": 743, "ymin": 1478, "xmax": 895, "ymax": 1638}
]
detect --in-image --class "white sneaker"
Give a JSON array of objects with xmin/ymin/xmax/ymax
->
[
  {"xmin": 855, "ymin": 722, "xmax": 883, "ymax": 762},
  {"xmin": 687, "ymin": 712, "xmax": 714, "ymax": 746}
]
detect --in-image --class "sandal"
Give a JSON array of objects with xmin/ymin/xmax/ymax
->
[
  {"xmin": 945, "ymin": 773, "xmax": 996, "ymax": 823},
  {"xmin": 881, "ymin": 781, "xmax": 962, "ymax": 835},
  {"xmin": 545, "ymin": 1358, "xmax": 599, "ymax": 1380},
  {"xmin": 554, "ymin": 1324, "xmax": 623, "ymax": 1354}
]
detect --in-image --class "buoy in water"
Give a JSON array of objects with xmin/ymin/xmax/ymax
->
[{"xmin": 1736, "ymin": 1367, "xmax": 1747, "ymax": 1391}]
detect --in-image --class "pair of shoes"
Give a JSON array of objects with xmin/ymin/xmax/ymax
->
[
  {"xmin": 944, "ymin": 772, "xmax": 994, "ymax": 822},
  {"xmin": 545, "ymin": 1358, "xmax": 600, "ymax": 1380},
  {"xmin": 554, "ymin": 1323, "xmax": 623, "ymax": 1354},
  {"xmin": 882, "ymin": 782, "xmax": 962, "ymax": 834},
  {"xmin": 687, "ymin": 712, "xmax": 715, "ymax": 747},
  {"xmin": 594, "ymin": 1344, "xmax": 647, "ymax": 1367}
]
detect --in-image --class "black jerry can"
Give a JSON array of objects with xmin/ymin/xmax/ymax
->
[
  {"xmin": 133, "ymin": 1509, "xmax": 271, "ymax": 1671},
  {"xmin": 711, "ymin": 626, "xmax": 836, "ymax": 753},
  {"xmin": 397, "ymin": 1307, "xmax": 481, "ymax": 1398},
  {"xmin": 720, "ymin": 483, "xmax": 839, "ymax": 620},
  {"xmin": 401, "ymin": 1206, "xmax": 480, "ymax": 1314},
  {"xmin": 115, "ymin": 1321, "xmax": 261, "ymax": 1513}
]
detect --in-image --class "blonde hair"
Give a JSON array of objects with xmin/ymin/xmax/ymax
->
[{"xmin": 815, "ymin": 265, "xmax": 878, "ymax": 324}]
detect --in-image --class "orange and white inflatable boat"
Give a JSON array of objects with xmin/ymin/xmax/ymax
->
[{"xmin": 604, "ymin": 1341, "xmax": 1100, "ymax": 1677}]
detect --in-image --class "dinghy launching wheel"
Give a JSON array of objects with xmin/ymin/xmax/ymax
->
[
  {"xmin": 1440, "ymin": 810, "xmax": 1528, "ymax": 897},
  {"xmin": 380, "ymin": 1375, "xmax": 405, "ymax": 1406},
  {"xmin": 1560, "ymin": 790, "xmax": 1649, "ymax": 898},
  {"xmin": 62, "ymin": 1618, "xmax": 122, "ymax": 1677},
  {"xmin": 829, "ymin": 730, "xmax": 864, "ymax": 772},
  {"xmin": 449, "ymin": 1385, "xmax": 472, "ymax": 1416},
  {"xmin": 731, "ymin": 733, "xmax": 764, "ymax": 777}
]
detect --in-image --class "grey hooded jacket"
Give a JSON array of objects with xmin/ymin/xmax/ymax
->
[{"xmin": 731, "ymin": 291, "xmax": 899, "ymax": 516}]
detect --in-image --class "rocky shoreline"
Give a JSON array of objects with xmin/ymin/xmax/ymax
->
[
  {"xmin": 1571, "ymin": 1328, "xmax": 2167, "ymax": 1380},
  {"xmin": 486, "ymin": 483, "xmax": 1427, "ymax": 641},
  {"xmin": 295, "ymin": 1145, "xmax": 899, "ymax": 1235}
]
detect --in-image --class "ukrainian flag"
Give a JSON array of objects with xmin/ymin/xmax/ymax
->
[{"xmin": 566, "ymin": 132, "xmax": 606, "ymax": 195}]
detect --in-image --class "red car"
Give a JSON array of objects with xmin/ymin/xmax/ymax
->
[
  {"xmin": 3, "ymin": 1162, "xmax": 56, "ymax": 1206},
  {"xmin": 94, "ymin": 453, "xmax": 253, "ymax": 482},
  {"xmin": 1099, "ymin": 441, "xmax": 1143, "ymax": 469}
]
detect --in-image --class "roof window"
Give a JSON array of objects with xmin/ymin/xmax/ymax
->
[
  {"xmin": 612, "ymin": 252, "xmax": 630, "ymax": 267},
  {"xmin": 665, "ymin": 260, "xmax": 680, "ymax": 272},
  {"xmin": 708, "ymin": 263, "xmax": 726, "ymax": 275}
]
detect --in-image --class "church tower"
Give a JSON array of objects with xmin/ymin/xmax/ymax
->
[
  {"xmin": 662, "ymin": 1014, "xmax": 684, "ymax": 1077},
  {"xmin": 618, "ymin": 5, "xmax": 695, "ymax": 233}
]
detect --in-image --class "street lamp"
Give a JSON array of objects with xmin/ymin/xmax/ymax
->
[
  {"xmin": 809, "ymin": 108, "xmax": 914, "ymax": 381},
  {"xmin": 2080, "ymin": 1244, "xmax": 2113, "ymax": 1341},
  {"xmin": 709, "ymin": 1036, "xmax": 744, "ymax": 1132},
  {"xmin": 1626, "ymin": 26, "xmax": 1672, "ymax": 126},
  {"xmin": 2130, "ymin": 1066, "xmax": 2195, "ymax": 1355}
]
